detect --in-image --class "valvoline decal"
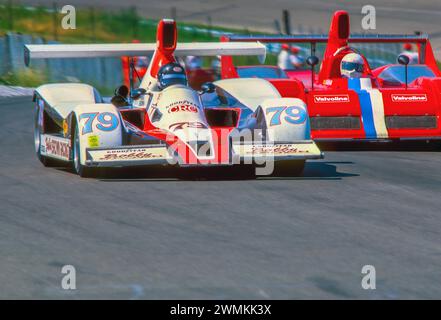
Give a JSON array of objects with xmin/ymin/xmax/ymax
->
[
  {"xmin": 313, "ymin": 94, "xmax": 350, "ymax": 103},
  {"xmin": 391, "ymin": 94, "xmax": 427, "ymax": 102}
]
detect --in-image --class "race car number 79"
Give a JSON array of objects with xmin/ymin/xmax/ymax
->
[
  {"xmin": 266, "ymin": 106, "xmax": 307, "ymax": 126},
  {"xmin": 79, "ymin": 112, "xmax": 119, "ymax": 135}
]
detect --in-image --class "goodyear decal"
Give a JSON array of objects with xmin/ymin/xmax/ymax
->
[
  {"xmin": 233, "ymin": 143, "xmax": 321, "ymax": 158},
  {"xmin": 88, "ymin": 147, "xmax": 170, "ymax": 162}
]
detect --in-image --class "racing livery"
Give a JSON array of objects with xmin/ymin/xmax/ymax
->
[
  {"xmin": 221, "ymin": 10, "xmax": 441, "ymax": 142},
  {"xmin": 25, "ymin": 19, "xmax": 322, "ymax": 177}
]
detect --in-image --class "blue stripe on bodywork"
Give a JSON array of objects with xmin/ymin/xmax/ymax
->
[
  {"xmin": 348, "ymin": 78, "xmax": 361, "ymax": 91},
  {"xmin": 348, "ymin": 79, "xmax": 377, "ymax": 139}
]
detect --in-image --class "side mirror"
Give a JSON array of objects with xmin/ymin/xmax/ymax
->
[
  {"xmin": 130, "ymin": 88, "xmax": 147, "ymax": 100},
  {"xmin": 200, "ymin": 82, "xmax": 216, "ymax": 94},
  {"xmin": 306, "ymin": 56, "xmax": 319, "ymax": 90},
  {"xmin": 306, "ymin": 55, "xmax": 319, "ymax": 67},
  {"xmin": 397, "ymin": 54, "xmax": 410, "ymax": 89},
  {"xmin": 397, "ymin": 54, "xmax": 410, "ymax": 66},
  {"xmin": 115, "ymin": 85, "xmax": 129, "ymax": 98}
]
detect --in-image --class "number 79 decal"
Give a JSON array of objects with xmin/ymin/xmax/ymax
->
[
  {"xmin": 79, "ymin": 112, "xmax": 119, "ymax": 135},
  {"xmin": 266, "ymin": 106, "xmax": 307, "ymax": 126}
]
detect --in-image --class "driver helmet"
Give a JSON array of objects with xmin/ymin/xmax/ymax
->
[
  {"xmin": 403, "ymin": 43, "xmax": 413, "ymax": 51},
  {"xmin": 290, "ymin": 46, "xmax": 300, "ymax": 54},
  {"xmin": 157, "ymin": 62, "xmax": 188, "ymax": 89},
  {"xmin": 340, "ymin": 53, "xmax": 365, "ymax": 78}
]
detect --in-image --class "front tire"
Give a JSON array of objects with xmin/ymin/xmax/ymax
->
[{"xmin": 72, "ymin": 125, "xmax": 96, "ymax": 178}]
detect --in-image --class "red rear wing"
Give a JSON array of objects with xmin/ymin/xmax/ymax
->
[
  {"xmin": 221, "ymin": 10, "xmax": 440, "ymax": 80},
  {"xmin": 223, "ymin": 34, "xmax": 429, "ymax": 44},
  {"xmin": 221, "ymin": 34, "xmax": 440, "ymax": 79}
]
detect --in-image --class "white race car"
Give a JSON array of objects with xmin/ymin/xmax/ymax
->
[{"xmin": 26, "ymin": 19, "xmax": 322, "ymax": 178}]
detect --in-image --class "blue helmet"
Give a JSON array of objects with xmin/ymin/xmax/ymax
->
[{"xmin": 157, "ymin": 62, "xmax": 188, "ymax": 89}]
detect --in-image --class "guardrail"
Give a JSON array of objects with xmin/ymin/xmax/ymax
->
[
  {"xmin": 0, "ymin": 29, "xmax": 402, "ymax": 91},
  {"xmin": 0, "ymin": 33, "xmax": 123, "ymax": 90}
]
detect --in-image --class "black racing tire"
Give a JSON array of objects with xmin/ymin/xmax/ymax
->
[
  {"xmin": 271, "ymin": 159, "xmax": 306, "ymax": 177},
  {"xmin": 34, "ymin": 105, "xmax": 60, "ymax": 167},
  {"xmin": 72, "ymin": 125, "xmax": 96, "ymax": 178}
]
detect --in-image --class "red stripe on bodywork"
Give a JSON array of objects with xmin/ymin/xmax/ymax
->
[{"xmin": 142, "ymin": 110, "xmax": 239, "ymax": 165}]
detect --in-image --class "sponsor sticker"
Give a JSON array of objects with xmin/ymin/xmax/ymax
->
[
  {"xmin": 90, "ymin": 147, "xmax": 169, "ymax": 162},
  {"xmin": 249, "ymin": 144, "xmax": 309, "ymax": 155},
  {"xmin": 62, "ymin": 120, "xmax": 69, "ymax": 137},
  {"xmin": 169, "ymin": 122, "xmax": 207, "ymax": 131},
  {"xmin": 88, "ymin": 135, "xmax": 99, "ymax": 148},
  {"xmin": 234, "ymin": 143, "xmax": 320, "ymax": 157},
  {"xmin": 42, "ymin": 135, "xmax": 70, "ymax": 161},
  {"xmin": 314, "ymin": 94, "xmax": 350, "ymax": 103},
  {"xmin": 391, "ymin": 94, "xmax": 427, "ymax": 102},
  {"xmin": 166, "ymin": 100, "xmax": 199, "ymax": 113}
]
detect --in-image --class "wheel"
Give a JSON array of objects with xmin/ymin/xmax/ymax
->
[
  {"xmin": 72, "ymin": 125, "xmax": 96, "ymax": 178},
  {"xmin": 34, "ymin": 105, "xmax": 60, "ymax": 167},
  {"xmin": 271, "ymin": 159, "xmax": 305, "ymax": 177}
]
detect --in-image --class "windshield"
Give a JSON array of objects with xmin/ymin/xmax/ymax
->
[
  {"xmin": 236, "ymin": 66, "xmax": 289, "ymax": 79},
  {"xmin": 378, "ymin": 65, "xmax": 435, "ymax": 84},
  {"xmin": 200, "ymin": 86, "xmax": 254, "ymax": 126},
  {"xmin": 201, "ymin": 86, "xmax": 247, "ymax": 109}
]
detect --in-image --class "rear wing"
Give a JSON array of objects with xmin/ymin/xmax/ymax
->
[
  {"xmin": 224, "ymin": 34, "xmax": 429, "ymax": 44},
  {"xmin": 221, "ymin": 31, "xmax": 440, "ymax": 79},
  {"xmin": 222, "ymin": 34, "xmax": 431, "ymax": 58},
  {"xmin": 222, "ymin": 11, "xmax": 441, "ymax": 81},
  {"xmin": 24, "ymin": 42, "xmax": 266, "ymax": 66}
]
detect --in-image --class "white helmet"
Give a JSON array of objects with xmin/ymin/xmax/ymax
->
[{"xmin": 340, "ymin": 53, "xmax": 365, "ymax": 78}]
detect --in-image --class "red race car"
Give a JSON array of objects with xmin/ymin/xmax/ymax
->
[{"xmin": 221, "ymin": 10, "xmax": 441, "ymax": 142}]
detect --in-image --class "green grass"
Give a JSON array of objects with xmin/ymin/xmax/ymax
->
[
  {"xmin": 0, "ymin": 3, "xmax": 279, "ymax": 89},
  {"xmin": 0, "ymin": 68, "xmax": 47, "ymax": 87},
  {"xmin": 0, "ymin": 4, "xmax": 241, "ymax": 44},
  {"xmin": 6, "ymin": 3, "xmax": 436, "ymax": 89}
]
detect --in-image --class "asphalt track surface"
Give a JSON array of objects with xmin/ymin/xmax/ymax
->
[
  {"xmin": 1, "ymin": 96, "xmax": 441, "ymax": 299},
  {"xmin": 20, "ymin": 0, "xmax": 441, "ymax": 57}
]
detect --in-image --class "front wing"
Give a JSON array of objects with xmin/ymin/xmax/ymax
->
[{"xmin": 84, "ymin": 141, "xmax": 323, "ymax": 168}]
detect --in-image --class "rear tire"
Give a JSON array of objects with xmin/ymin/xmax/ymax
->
[
  {"xmin": 72, "ymin": 125, "xmax": 96, "ymax": 178},
  {"xmin": 34, "ymin": 105, "xmax": 60, "ymax": 167}
]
